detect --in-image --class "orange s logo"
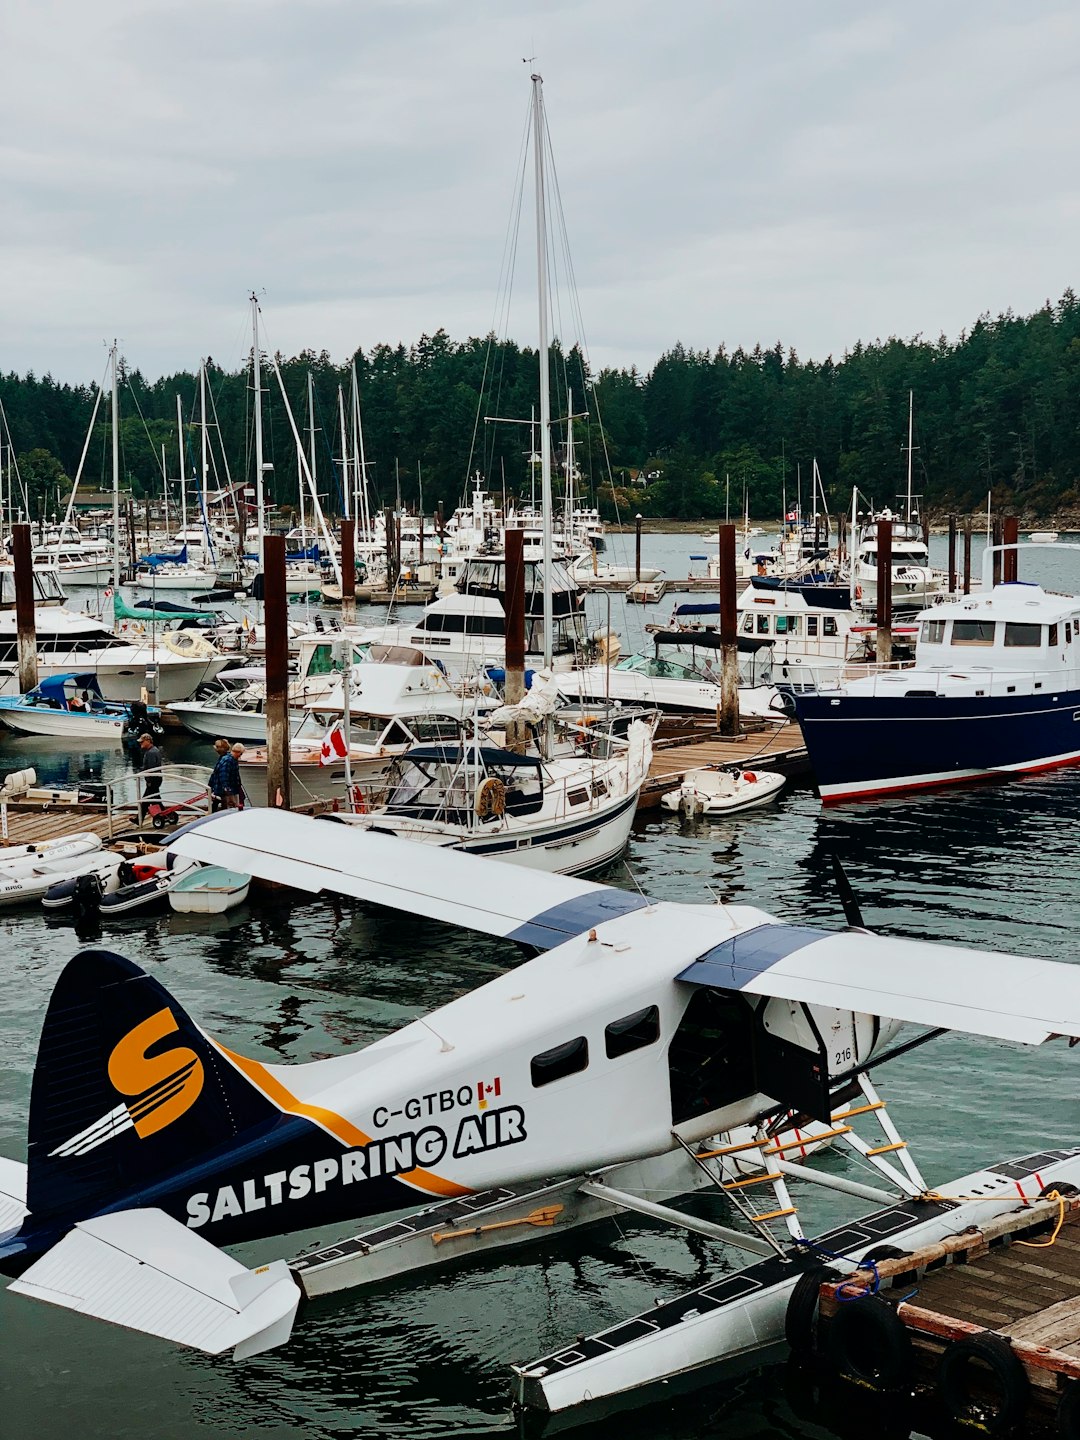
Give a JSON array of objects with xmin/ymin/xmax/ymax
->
[{"xmin": 107, "ymin": 1008, "xmax": 204, "ymax": 1139}]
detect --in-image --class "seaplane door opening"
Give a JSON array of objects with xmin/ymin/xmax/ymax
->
[{"xmin": 668, "ymin": 988, "xmax": 832, "ymax": 1126}]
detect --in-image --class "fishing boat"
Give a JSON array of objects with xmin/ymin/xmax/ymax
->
[
  {"xmin": 796, "ymin": 548, "xmax": 1080, "ymax": 801},
  {"xmin": 168, "ymin": 865, "xmax": 251, "ymax": 914},
  {"xmin": 0, "ymin": 674, "xmax": 161, "ymax": 741},
  {"xmin": 661, "ymin": 764, "xmax": 785, "ymax": 816}
]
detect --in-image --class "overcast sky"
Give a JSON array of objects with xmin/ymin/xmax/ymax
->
[{"xmin": 3, "ymin": 0, "xmax": 1078, "ymax": 385}]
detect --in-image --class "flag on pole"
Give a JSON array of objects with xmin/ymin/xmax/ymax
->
[{"xmin": 319, "ymin": 720, "xmax": 348, "ymax": 766}]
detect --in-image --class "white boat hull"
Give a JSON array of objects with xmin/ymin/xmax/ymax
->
[
  {"xmin": 558, "ymin": 666, "xmax": 781, "ymax": 719},
  {"xmin": 0, "ymin": 708, "xmax": 129, "ymax": 741}
]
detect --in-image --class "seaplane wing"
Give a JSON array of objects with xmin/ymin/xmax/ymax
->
[
  {"xmin": 9, "ymin": 1208, "xmax": 299, "ymax": 1360},
  {"xmin": 678, "ymin": 924, "xmax": 1080, "ymax": 1045},
  {"xmin": 170, "ymin": 810, "xmax": 649, "ymax": 948}
]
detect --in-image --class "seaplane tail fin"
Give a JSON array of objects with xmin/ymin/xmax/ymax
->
[
  {"xmin": 170, "ymin": 809, "xmax": 649, "ymax": 948},
  {"xmin": 10, "ymin": 1208, "xmax": 298, "ymax": 1360},
  {"xmin": 26, "ymin": 949, "xmax": 281, "ymax": 1227},
  {"xmin": 679, "ymin": 925, "xmax": 1080, "ymax": 1045}
]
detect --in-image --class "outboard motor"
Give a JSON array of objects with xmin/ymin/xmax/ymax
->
[{"xmin": 71, "ymin": 871, "xmax": 105, "ymax": 926}]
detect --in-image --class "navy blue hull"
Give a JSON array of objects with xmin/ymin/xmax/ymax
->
[{"xmin": 795, "ymin": 687, "xmax": 1080, "ymax": 800}]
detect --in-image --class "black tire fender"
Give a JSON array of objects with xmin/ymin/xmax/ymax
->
[
  {"xmin": 826, "ymin": 1293, "xmax": 913, "ymax": 1393},
  {"xmin": 785, "ymin": 1265, "xmax": 835, "ymax": 1356},
  {"xmin": 936, "ymin": 1331, "xmax": 1029, "ymax": 1435},
  {"xmin": 1057, "ymin": 1380, "xmax": 1080, "ymax": 1440}
]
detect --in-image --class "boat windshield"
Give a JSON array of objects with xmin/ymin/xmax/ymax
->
[{"xmin": 616, "ymin": 652, "xmax": 711, "ymax": 681}]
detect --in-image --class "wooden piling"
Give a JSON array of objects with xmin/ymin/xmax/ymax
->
[
  {"xmin": 962, "ymin": 519, "xmax": 972, "ymax": 595},
  {"xmin": 1003, "ymin": 514, "xmax": 1019, "ymax": 583},
  {"xmin": 12, "ymin": 524, "xmax": 37, "ymax": 694},
  {"xmin": 384, "ymin": 507, "xmax": 397, "ymax": 585},
  {"xmin": 718, "ymin": 523, "xmax": 740, "ymax": 737},
  {"xmin": 503, "ymin": 528, "xmax": 527, "ymax": 753},
  {"xmin": 875, "ymin": 518, "xmax": 893, "ymax": 665},
  {"xmin": 947, "ymin": 515, "xmax": 957, "ymax": 594},
  {"xmin": 263, "ymin": 535, "xmax": 291, "ymax": 810},
  {"xmin": 340, "ymin": 518, "xmax": 356, "ymax": 625}
]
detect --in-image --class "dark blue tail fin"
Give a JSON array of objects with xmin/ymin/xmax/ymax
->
[{"xmin": 27, "ymin": 950, "xmax": 279, "ymax": 1223}]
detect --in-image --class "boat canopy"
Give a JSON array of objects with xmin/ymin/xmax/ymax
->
[
  {"xmin": 651, "ymin": 630, "xmax": 774, "ymax": 654},
  {"xmin": 136, "ymin": 544, "xmax": 188, "ymax": 569},
  {"xmin": 32, "ymin": 673, "xmax": 107, "ymax": 704},
  {"xmin": 402, "ymin": 744, "xmax": 543, "ymax": 770},
  {"xmin": 113, "ymin": 592, "xmax": 207, "ymax": 623}
]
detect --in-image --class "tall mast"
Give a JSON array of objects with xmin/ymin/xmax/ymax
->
[
  {"xmin": 305, "ymin": 371, "xmax": 316, "ymax": 539},
  {"xmin": 351, "ymin": 361, "xmax": 369, "ymax": 539},
  {"xmin": 110, "ymin": 340, "xmax": 120, "ymax": 588},
  {"xmin": 199, "ymin": 359, "xmax": 212, "ymax": 558},
  {"xmin": 175, "ymin": 393, "xmax": 187, "ymax": 536},
  {"xmin": 251, "ymin": 293, "xmax": 266, "ymax": 568},
  {"xmin": 531, "ymin": 73, "xmax": 553, "ymax": 669},
  {"xmin": 905, "ymin": 388, "xmax": 914, "ymax": 521},
  {"xmin": 337, "ymin": 384, "xmax": 350, "ymax": 527}
]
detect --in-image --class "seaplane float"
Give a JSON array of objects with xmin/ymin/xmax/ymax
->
[{"xmin": 3, "ymin": 809, "xmax": 1080, "ymax": 1427}]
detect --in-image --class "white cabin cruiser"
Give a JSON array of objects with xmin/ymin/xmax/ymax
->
[{"xmin": 850, "ymin": 511, "xmax": 945, "ymax": 613}]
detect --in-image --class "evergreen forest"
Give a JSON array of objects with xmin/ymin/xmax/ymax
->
[{"xmin": 2, "ymin": 289, "xmax": 1079, "ymax": 525}]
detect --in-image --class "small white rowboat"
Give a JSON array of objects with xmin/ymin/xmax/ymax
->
[
  {"xmin": 168, "ymin": 865, "xmax": 251, "ymax": 915},
  {"xmin": 661, "ymin": 765, "xmax": 785, "ymax": 817}
]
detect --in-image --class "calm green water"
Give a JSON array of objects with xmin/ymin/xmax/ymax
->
[{"xmin": 3, "ymin": 533, "xmax": 1080, "ymax": 1439}]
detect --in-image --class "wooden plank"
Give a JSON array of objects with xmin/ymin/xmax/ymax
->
[
  {"xmin": 1004, "ymin": 1294, "xmax": 1080, "ymax": 1348},
  {"xmin": 897, "ymin": 1301, "xmax": 1080, "ymax": 1380}
]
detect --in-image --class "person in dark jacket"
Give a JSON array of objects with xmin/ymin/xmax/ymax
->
[
  {"xmin": 208, "ymin": 737, "xmax": 242, "ymax": 810},
  {"xmin": 138, "ymin": 732, "xmax": 163, "ymax": 822}
]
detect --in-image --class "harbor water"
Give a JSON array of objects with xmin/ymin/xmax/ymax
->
[{"xmin": 3, "ymin": 531, "xmax": 1080, "ymax": 1439}]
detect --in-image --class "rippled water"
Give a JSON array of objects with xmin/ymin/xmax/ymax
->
[{"xmin": 3, "ymin": 532, "xmax": 1080, "ymax": 1438}]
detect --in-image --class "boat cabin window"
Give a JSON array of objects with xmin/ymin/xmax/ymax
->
[
  {"xmin": 806, "ymin": 616, "xmax": 818, "ymax": 637},
  {"xmin": 1066, "ymin": 623, "xmax": 1073, "ymax": 644},
  {"xmin": 531, "ymin": 1036, "xmax": 588, "ymax": 1088},
  {"xmin": 1049, "ymin": 624, "xmax": 1059, "ymax": 647},
  {"xmin": 307, "ymin": 643, "xmax": 334, "ymax": 676},
  {"xmin": 742, "ymin": 615, "xmax": 754, "ymax": 634},
  {"xmin": 951, "ymin": 620, "xmax": 996, "ymax": 646},
  {"xmin": 1004, "ymin": 623, "xmax": 1042, "ymax": 648},
  {"xmin": 775, "ymin": 615, "xmax": 800, "ymax": 635},
  {"xmin": 380, "ymin": 721, "xmax": 414, "ymax": 747},
  {"xmin": 605, "ymin": 1005, "xmax": 660, "ymax": 1060},
  {"xmin": 921, "ymin": 619, "xmax": 946, "ymax": 644},
  {"xmin": 823, "ymin": 617, "xmax": 838, "ymax": 637},
  {"xmin": 756, "ymin": 615, "xmax": 770, "ymax": 634}
]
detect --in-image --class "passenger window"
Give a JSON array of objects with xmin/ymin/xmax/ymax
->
[
  {"xmin": 756, "ymin": 615, "xmax": 770, "ymax": 634},
  {"xmin": 531, "ymin": 1036, "xmax": 588, "ymax": 1087},
  {"xmin": 806, "ymin": 617, "xmax": 818, "ymax": 637},
  {"xmin": 741, "ymin": 615, "xmax": 754, "ymax": 633},
  {"xmin": 952, "ymin": 621, "xmax": 996, "ymax": 646},
  {"xmin": 1004, "ymin": 623, "xmax": 1040, "ymax": 647},
  {"xmin": 568, "ymin": 788, "xmax": 589, "ymax": 806},
  {"xmin": 823, "ymin": 617, "xmax": 837, "ymax": 637},
  {"xmin": 775, "ymin": 615, "xmax": 788, "ymax": 634},
  {"xmin": 1067, "ymin": 623, "xmax": 1073, "ymax": 644},
  {"xmin": 605, "ymin": 1006, "xmax": 660, "ymax": 1059},
  {"xmin": 1049, "ymin": 624, "xmax": 1059, "ymax": 647},
  {"xmin": 921, "ymin": 620, "xmax": 946, "ymax": 644}
]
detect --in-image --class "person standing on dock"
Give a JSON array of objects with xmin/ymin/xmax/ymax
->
[
  {"xmin": 230, "ymin": 743, "xmax": 247, "ymax": 810},
  {"xmin": 138, "ymin": 732, "xmax": 163, "ymax": 823},
  {"xmin": 209, "ymin": 737, "xmax": 242, "ymax": 811}
]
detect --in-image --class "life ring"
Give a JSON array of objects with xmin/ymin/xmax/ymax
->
[
  {"xmin": 475, "ymin": 776, "xmax": 507, "ymax": 819},
  {"xmin": 825, "ymin": 1293, "xmax": 913, "ymax": 1393},
  {"xmin": 936, "ymin": 1332, "xmax": 1029, "ymax": 1434},
  {"xmin": 163, "ymin": 630, "xmax": 218, "ymax": 660}
]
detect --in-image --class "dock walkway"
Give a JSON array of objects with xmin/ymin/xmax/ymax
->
[{"xmin": 640, "ymin": 719, "xmax": 808, "ymax": 806}]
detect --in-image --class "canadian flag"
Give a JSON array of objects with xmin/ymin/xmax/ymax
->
[
  {"xmin": 785, "ymin": 510, "xmax": 798, "ymax": 522},
  {"xmin": 319, "ymin": 720, "xmax": 348, "ymax": 766},
  {"xmin": 476, "ymin": 1077, "xmax": 502, "ymax": 1110}
]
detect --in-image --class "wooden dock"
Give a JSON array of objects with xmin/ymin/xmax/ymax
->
[
  {"xmin": 814, "ymin": 1192, "xmax": 1080, "ymax": 1431},
  {"xmin": 0, "ymin": 803, "xmax": 130, "ymax": 847},
  {"xmin": 638, "ymin": 719, "xmax": 809, "ymax": 807}
]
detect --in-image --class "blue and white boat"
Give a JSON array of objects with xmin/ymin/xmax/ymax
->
[
  {"xmin": 0, "ymin": 674, "xmax": 162, "ymax": 742},
  {"xmin": 796, "ymin": 564, "xmax": 1080, "ymax": 802}
]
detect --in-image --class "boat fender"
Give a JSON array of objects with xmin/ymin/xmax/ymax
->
[
  {"xmin": 475, "ymin": 777, "xmax": 507, "ymax": 820},
  {"xmin": 936, "ymin": 1332, "xmax": 1028, "ymax": 1434},
  {"xmin": 784, "ymin": 1264, "xmax": 836, "ymax": 1356},
  {"xmin": 825, "ymin": 1293, "xmax": 912, "ymax": 1393},
  {"xmin": 351, "ymin": 786, "xmax": 367, "ymax": 814},
  {"xmin": 855, "ymin": 585, "xmax": 862, "ymax": 601},
  {"xmin": 742, "ymin": 771, "xmax": 757, "ymax": 783}
]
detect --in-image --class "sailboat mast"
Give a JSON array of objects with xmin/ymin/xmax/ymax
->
[
  {"xmin": 905, "ymin": 389, "xmax": 914, "ymax": 521},
  {"xmin": 531, "ymin": 73, "xmax": 553, "ymax": 669},
  {"xmin": 337, "ymin": 384, "xmax": 349, "ymax": 527},
  {"xmin": 251, "ymin": 293, "xmax": 266, "ymax": 568},
  {"xmin": 110, "ymin": 340, "xmax": 120, "ymax": 588},
  {"xmin": 352, "ymin": 361, "xmax": 369, "ymax": 540},
  {"xmin": 175, "ymin": 393, "xmax": 187, "ymax": 536},
  {"xmin": 199, "ymin": 360, "xmax": 212, "ymax": 558}
]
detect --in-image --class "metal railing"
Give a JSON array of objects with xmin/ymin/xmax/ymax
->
[{"xmin": 104, "ymin": 763, "xmax": 215, "ymax": 837}]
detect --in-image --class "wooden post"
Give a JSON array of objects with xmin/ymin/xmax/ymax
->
[
  {"xmin": 1003, "ymin": 515, "xmax": 1019, "ymax": 584},
  {"xmin": 947, "ymin": 515, "xmax": 957, "ymax": 594},
  {"xmin": 341, "ymin": 518, "xmax": 355, "ymax": 625},
  {"xmin": 503, "ymin": 527, "xmax": 527, "ymax": 753},
  {"xmin": 263, "ymin": 535, "xmax": 291, "ymax": 810},
  {"xmin": 992, "ymin": 516, "xmax": 1003, "ymax": 587},
  {"xmin": 875, "ymin": 519, "xmax": 893, "ymax": 665},
  {"xmin": 718, "ymin": 523, "xmax": 740, "ymax": 737},
  {"xmin": 635, "ymin": 513, "xmax": 642, "ymax": 584},
  {"xmin": 384, "ymin": 507, "xmax": 395, "ymax": 588},
  {"xmin": 12, "ymin": 524, "xmax": 37, "ymax": 694},
  {"xmin": 127, "ymin": 499, "xmax": 137, "ymax": 572},
  {"xmin": 962, "ymin": 519, "xmax": 972, "ymax": 595}
]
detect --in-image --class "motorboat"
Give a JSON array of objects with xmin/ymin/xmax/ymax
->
[
  {"xmin": 556, "ymin": 631, "xmax": 781, "ymax": 719},
  {"xmin": 661, "ymin": 764, "xmax": 785, "ymax": 816},
  {"xmin": 1030, "ymin": 531, "xmax": 1060, "ymax": 544},
  {"xmin": 568, "ymin": 552, "xmax": 662, "ymax": 585},
  {"xmin": 168, "ymin": 865, "xmax": 251, "ymax": 914},
  {"xmin": 848, "ymin": 510, "xmax": 946, "ymax": 613},
  {"xmin": 796, "ymin": 557, "xmax": 1080, "ymax": 801},
  {"xmin": 332, "ymin": 718, "xmax": 652, "ymax": 876},
  {"xmin": 0, "ymin": 673, "xmax": 162, "ymax": 742}
]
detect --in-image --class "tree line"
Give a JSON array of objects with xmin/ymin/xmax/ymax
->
[{"xmin": 2, "ymin": 289, "xmax": 1079, "ymax": 524}]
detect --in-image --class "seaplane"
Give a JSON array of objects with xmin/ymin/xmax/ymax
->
[{"xmin": 2, "ymin": 808, "xmax": 1080, "ymax": 1425}]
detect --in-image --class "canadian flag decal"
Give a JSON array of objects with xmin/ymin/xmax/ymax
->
[{"xmin": 477, "ymin": 1077, "xmax": 502, "ymax": 1109}]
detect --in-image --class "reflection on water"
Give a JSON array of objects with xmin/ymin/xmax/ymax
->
[{"xmin": 3, "ymin": 544, "xmax": 1080, "ymax": 1438}]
